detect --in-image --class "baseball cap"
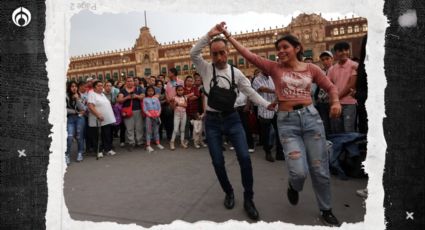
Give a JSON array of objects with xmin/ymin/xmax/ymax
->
[
  {"xmin": 320, "ymin": 51, "xmax": 333, "ymax": 58},
  {"xmin": 86, "ymin": 77, "xmax": 94, "ymax": 82}
]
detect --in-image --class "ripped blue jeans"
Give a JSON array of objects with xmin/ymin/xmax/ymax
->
[
  {"xmin": 66, "ymin": 114, "xmax": 85, "ymax": 156},
  {"xmin": 277, "ymin": 104, "xmax": 332, "ymax": 211}
]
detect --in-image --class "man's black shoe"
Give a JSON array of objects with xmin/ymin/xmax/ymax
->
[
  {"xmin": 244, "ymin": 199, "xmax": 259, "ymax": 220},
  {"xmin": 287, "ymin": 182, "xmax": 299, "ymax": 205},
  {"xmin": 320, "ymin": 209, "xmax": 341, "ymax": 227},
  {"xmin": 224, "ymin": 193, "xmax": 235, "ymax": 209},
  {"xmin": 265, "ymin": 153, "xmax": 275, "ymax": 162}
]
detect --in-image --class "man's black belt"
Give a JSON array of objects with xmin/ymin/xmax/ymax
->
[
  {"xmin": 292, "ymin": 104, "xmax": 305, "ymax": 110},
  {"xmin": 206, "ymin": 110, "xmax": 235, "ymax": 117},
  {"xmin": 292, "ymin": 104, "xmax": 313, "ymax": 111}
]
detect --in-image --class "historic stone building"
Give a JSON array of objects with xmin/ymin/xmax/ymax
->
[{"xmin": 67, "ymin": 13, "xmax": 367, "ymax": 82}]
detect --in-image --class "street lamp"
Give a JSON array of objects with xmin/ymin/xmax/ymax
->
[
  {"xmin": 122, "ymin": 59, "xmax": 127, "ymax": 79},
  {"xmin": 120, "ymin": 52, "xmax": 126, "ymax": 81}
]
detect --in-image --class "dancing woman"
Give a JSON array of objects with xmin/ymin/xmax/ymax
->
[{"xmin": 217, "ymin": 22, "xmax": 342, "ymax": 226}]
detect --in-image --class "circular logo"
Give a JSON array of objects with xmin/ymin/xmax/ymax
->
[{"xmin": 12, "ymin": 7, "xmax": 31, "ymax": 27}]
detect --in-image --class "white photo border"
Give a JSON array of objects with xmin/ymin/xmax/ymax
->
[{"xmin": 45, "ymin": 0, "xmax": 387, "ymax": 229}]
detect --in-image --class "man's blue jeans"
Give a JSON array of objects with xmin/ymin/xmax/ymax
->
[
  {"xmin": 328, "ymin": 132, "xmax": 365, "ymax": 178},
  {"xmin": 205, "ymin": 111, "xmax": 254, "ymax": 200}
]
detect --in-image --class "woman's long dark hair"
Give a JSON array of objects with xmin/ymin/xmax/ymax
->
[
  {"xmin": 66, "ymin": 80, "xmax": 78, "ymax": 100},
  {"xmin": 274, "ymin": 34, "xmax": 304, "ymax": 61},
  {"xmin": 184, "ymin": 75, "xmax": 193, "ymax": 86}
]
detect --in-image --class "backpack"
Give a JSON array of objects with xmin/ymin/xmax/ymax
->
[{"xmin": 205, "ymin": 64, "xmax": 237, "ymax": 112}]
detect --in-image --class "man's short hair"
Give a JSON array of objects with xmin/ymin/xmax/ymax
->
[
  {"xmin": 333, "ymin": 42, "xmax": 350, "ymax": 51},
  {"xmin": 92, "ymin": 80, "xmax": 102, "ymax": 88},
  {"xmin": 209, "ymin": 36, "xmax": 228, "ymax": 48},
  {"xmin": 169, "ymin": 67, "xmax": 178, "ymax": 76}
]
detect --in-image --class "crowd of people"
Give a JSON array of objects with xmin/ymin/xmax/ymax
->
[
  {"xmin": 66, "ymin": 22, "xmax": 368, "ymax": 226},
  {"xmin": 66, "ymin": 69, "xmax": 206, "ymax": 164}
]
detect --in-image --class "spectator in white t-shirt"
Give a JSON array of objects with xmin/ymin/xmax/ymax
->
[{"xmin": 87, "ymin": 80, "xmax": 117, "ymax": 158}]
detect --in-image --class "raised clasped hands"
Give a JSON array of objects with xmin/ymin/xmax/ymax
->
[{"xmin": 208, "ymin": 21, "xmax": 228, "ymax": 38}]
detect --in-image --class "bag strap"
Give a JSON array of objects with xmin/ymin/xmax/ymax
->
[
  {"xmin": 230, "ymin": 64, "xmax": 235, "ymax": 90},
  {"xmin": 208, "ymin": 63, "xmax": 236, "ymax": 96},
  {"xmin": 126, "ymin": 88, "xmax": 133, "ymax": 108},
  {"xmin": 206, "ymin": 64, "xmax": 216, "ymax": 97},
  {"xmin": 212, "ymin": 63, "xmax": 218, "ymax": 86}
]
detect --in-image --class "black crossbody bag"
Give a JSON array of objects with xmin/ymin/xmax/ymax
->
[{"xmin": 205, "ymin": 64, "xmax": 237, "ymax": 112}]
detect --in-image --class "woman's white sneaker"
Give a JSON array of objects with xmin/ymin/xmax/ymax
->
[
  {"xmin": 76, "ymin": 152, "xmax": 83, "ymax": 162},
  {"xmin": 65, "ymin": 155, "xmax": 71, "ymax": 165},
  {"xmin": 146, "ymin": 146, "xmax": 154, "ymax": 153},
  {"xmin": 107, "ymin": 150, "xmax": 116, "ymax": 156}
]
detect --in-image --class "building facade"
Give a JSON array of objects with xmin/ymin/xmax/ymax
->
[{"xmin": 67, "ymin": 13, "xmax": 367, "ymax": 82}]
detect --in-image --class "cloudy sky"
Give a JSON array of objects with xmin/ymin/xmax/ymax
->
[{"xmin": 69, "ymin": 10, "xmax": 356, "ymax": 56}]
